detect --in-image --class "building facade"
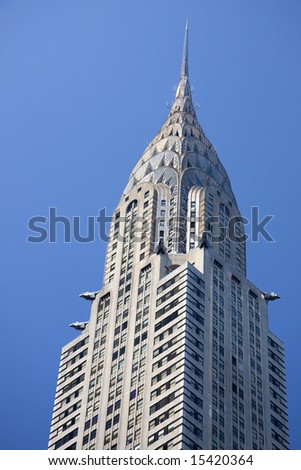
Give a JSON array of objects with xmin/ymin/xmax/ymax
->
[{"xmin": 48, "ymin": 24, "xmax": 289, "ymax": 450}]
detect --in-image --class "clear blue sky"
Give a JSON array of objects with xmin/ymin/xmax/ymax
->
[{"xmin": 1, "ymin": 0, "xmax": 300, "ymax": 450}]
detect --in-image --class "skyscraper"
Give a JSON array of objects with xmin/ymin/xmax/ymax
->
[{"xmin": 48, "ymin": 23, "xmax": 289, "ymax": 451}]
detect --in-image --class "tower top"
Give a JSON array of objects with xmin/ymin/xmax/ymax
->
[
  {"xmin": 181, "ymin": 19, "xmax": 189, "ymax": 78},
  {"xmin": 122, "ymin": 22, "xmax": 236, "ymax": 208}
]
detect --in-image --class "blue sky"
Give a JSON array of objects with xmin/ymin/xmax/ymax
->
[{"xmin": 1, "ymin": 0, "xmax": 300, "ymax": 450}]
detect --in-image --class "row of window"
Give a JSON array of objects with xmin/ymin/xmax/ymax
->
[
  {"xmin": 125, "ymin": 265, "xmax": 152, "ymax": 449},
  {"xmin": 61, "ymin": 336, "xmax": 89, "ymax": 361},
  {"xmin": 148, "ymin": 419, "xmax": 178, "ymax": 445}
]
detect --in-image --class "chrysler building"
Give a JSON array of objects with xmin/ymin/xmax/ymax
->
[{"xmin": 48, "ymin": 23, "xmax": 289, "ymax": 450}]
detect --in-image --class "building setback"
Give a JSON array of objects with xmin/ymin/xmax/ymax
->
[{"xmin": 48, "ymin": 24, "xmax": 289, "ymax": 450}]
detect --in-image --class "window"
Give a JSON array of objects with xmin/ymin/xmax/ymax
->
[{"xmin": 54, "ymin": 429, "xmax": 79, "ymax": 449}]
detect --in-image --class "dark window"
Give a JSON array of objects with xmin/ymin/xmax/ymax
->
[
  {"xmin": 113, "ymin": 414, "xmax": 120, "ymax": 425},
  {"xmin": 54, "ymin": 428, "xmax": 79, "ymax": 449},
  {"xmin": 150, "ymin": 392, "xmax": 175, "ymax": 415}
]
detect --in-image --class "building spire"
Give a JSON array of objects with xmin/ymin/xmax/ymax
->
[{"xmin": 181, "ymin": 18, "xmax": 189, "ymax": 78}]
